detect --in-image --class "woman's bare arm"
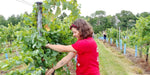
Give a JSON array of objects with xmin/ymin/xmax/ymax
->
[
  {"xmin": 54, "ymin": 52, "xmax": 76, "ymax": 69},
  {"xmin": 46, "ymin": 44, "xmax": 76, "ymax": 52},
  {"xmin": 45, "ymin": 52, "xmax": 76, "ymax": 75}
]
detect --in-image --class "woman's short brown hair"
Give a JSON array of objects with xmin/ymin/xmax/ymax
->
[{"xmin": 71, "ymin": 19, "xmax": 93, "ymax": 39}]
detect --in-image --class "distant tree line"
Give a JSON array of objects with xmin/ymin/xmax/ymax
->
[
  {"xmin": 83, "ymin": 10, "xmax": 150, "ymax": 33},
  {"xmin": 0, "ymin": 14, "xmax": 22, "ymax": 26},
  {"xmin": 0, "ymin": 11, "xmax": 68, "ymax": 27},
  {"xmin": 1, "ymin": 10, "xmax": 150, "ymax": 34}
]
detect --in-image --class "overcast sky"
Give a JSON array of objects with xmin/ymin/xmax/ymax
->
[{"xmin": 0, "ymin": 0, "xmax": 150, "ymax": 19}]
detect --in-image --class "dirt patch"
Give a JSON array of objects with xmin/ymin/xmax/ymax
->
[{"xmin": 0, "ymin": 71, "xmax": 7, "ymax": 75}]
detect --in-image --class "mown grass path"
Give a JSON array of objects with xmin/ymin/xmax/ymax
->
[{"xmin": 96, "ymin": 39, "xmax": 137, "ymax": 75}]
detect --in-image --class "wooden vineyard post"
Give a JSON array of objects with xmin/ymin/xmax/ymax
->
[{"xmin": 36, "ymin": 2, "xmax": 43, "ymax": 36}]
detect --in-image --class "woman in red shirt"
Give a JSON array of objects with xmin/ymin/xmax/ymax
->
[{"xmin": 45, "ymin": 19, "xmax": 100, "ymax": 75}]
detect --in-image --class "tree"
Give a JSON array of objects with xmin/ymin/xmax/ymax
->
[
  {"xmin": 7, "ymin": 15, "xmax": 22, "ymax": 25},
  {"xmin": 88, "ymin": 10, "xmax": 117, "ymax": 33},
  {"xmin": 105, "ymin": 15, "xmax": 116, "ymax": 28},
  {"xmin": 137, "ymin": 12, "xmax": 150, "ymax": 18},
  {"xmin": 116, "ymin": 10, "xmax": 136, "ymax": 31},
  {"xmin": 0, "ymin": 15, "xmax": 7, "ymax": 26},
  {"xmin": 91, "ymin": 10, "xmax": 106, "ymax": 17}
]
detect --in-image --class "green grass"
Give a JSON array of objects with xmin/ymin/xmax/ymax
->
[{"xmin": 96, "ymin": 39, "xmax": 134, "ymax": 75}]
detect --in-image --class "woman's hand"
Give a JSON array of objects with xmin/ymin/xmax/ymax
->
[
  {"xmin": 45, "ymin": 68, "xmax": 55, "ymax": 75},
  {"xmin": 45, "ymin": 43, "xmax": 50, "ymax": 48}
]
